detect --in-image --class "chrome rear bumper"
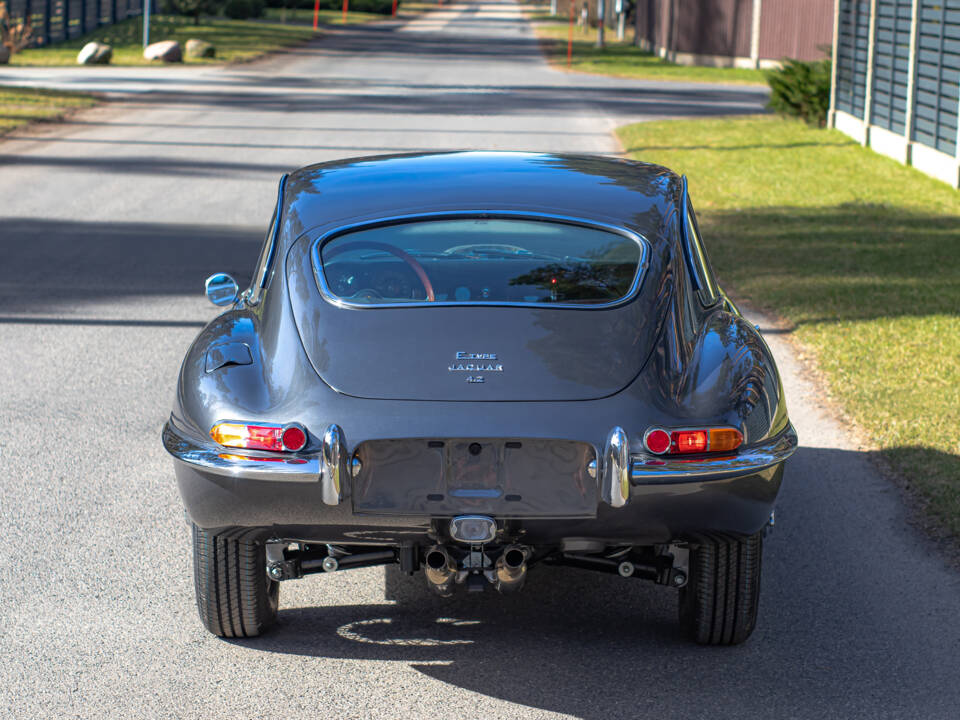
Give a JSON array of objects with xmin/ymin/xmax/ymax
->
[{"xmin": 164, "ymin": 418, "xmax": 797, "ymax": 522}]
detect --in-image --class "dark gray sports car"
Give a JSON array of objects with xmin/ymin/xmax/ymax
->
[{"xmin": 163, "ymin": 151, "xmax": 796, "ymax": 645}]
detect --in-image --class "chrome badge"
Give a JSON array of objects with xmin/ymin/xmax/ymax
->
[{"xmin": 449, "ymin": 351, "xmax": 502, "ymax": 383}]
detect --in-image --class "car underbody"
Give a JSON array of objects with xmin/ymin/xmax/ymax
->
[{"xmin": 263, "ymin": 538, "xmax": 693, "ymax": 597}]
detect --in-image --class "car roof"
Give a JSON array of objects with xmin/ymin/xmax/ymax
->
[{"xmin": 281, "ymin": 151, "xmax": 681, "ymax": 242}]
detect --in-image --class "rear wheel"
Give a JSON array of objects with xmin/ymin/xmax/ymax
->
[
  {"xmin": 678, "ymin": 532, "xmax": 762, "ymax": 645},
  {"xmin": 192, "ymin": 524, "xmax": 279, "ymax": 637}
]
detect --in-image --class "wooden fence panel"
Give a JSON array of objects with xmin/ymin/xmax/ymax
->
[
  {"xmin": 870, "ymin": 0, "xmax": 913, "ymax": 134},
  {"xmin": 836, "ymin": 0, "xmax": 871, "ymax": 119},
  {"xmin": 912, "ymin": 0, "xmax": 960, "ymax": 154}
]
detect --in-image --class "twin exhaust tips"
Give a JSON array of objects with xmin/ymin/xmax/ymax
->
[
  {"xmin": 423, "ymin": 515, "xmax": 528, "ymax": 595},
  {"xmin": 424, "ymin": 543, "xmax": 529, "ymax": 596}
]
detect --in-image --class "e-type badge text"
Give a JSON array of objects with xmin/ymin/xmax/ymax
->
[{"xmin": 449, "ymin": 351, "xmax": 502, "ymax": 383}]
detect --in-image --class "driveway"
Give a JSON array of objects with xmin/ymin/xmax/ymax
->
[{"xmin": 1, "ymin": 3, "xmax": 957, "ymax": 719}]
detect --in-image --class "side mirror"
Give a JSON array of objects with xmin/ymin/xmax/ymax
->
[{"xmin": 205, "ymin": 273, "xmax": 239, "ymax": 307}]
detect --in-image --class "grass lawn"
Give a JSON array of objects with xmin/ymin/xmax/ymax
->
[
  {"xmin": 534, "ymin": 22, "xmax": 766, "ymax": 85},
  {"xmin": 617, "ymin": 115, "xmax": 960, "ymax": 537},
  {"xmin": 11, "ymin": 15, "xmax": 315, "ymax": 66},
  {"xmin": 0, "ymin": 86, "xmax": 98, "ymax": 135}
]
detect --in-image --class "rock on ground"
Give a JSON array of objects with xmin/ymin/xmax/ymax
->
[
  {"xmin": 77, "ymin": 42, "xmax": 113, "ymax": 65},
  {"xmin": 185, "ymin": 38, "xmax": 216, "ymax": 58},
  {"xmin": 143, "ymin": 40, "xmax": 183, "ymax": 63}
]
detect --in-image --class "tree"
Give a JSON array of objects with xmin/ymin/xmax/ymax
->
[{"xmin": 0, "ymin": 1, "xmax": 33, "ymax": 56}]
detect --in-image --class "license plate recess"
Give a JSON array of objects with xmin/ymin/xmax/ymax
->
[{"xmin": 351, "ymin": 438, "xmax": 597, "ymax": 518}]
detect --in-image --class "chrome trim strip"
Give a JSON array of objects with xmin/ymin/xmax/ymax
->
[
  {"xmin": 248, "ymin": 173, "xmax": 288, "ymax": 306},
  {"xmin": 309, "ymin": 210, "xmax": 651, "ymax": 311},
  {"xmin": 630, "ymin": 424, "xmax": 798, "ymax": 483},
  {"xmin": 162, "ymin": 421, "xmax": 321, "ymax": 483},
  {"xmin": 602, "ymin": 426, "xmax": 630, "ymax": 508},
  {"xmin": 678, "ymin": 175, "xmax": 701, "ymax": 292}
]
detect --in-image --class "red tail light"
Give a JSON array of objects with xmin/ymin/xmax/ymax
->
[
  {"xmin": 643, "ymin": 428, "xmax": 671, "ymax": 454},
  {"xmin": 643, "ymin": 426, "xmax": 742, "ymax": 455},
  {"xmin": 673, "ymin": 430, "xmax": 708, "ymax": 454},
  {"xmin": 210, "ymin": 422, "xmax": 308, "ymax": 452},
  {"xmin": 280, "ymin": 424, "xmax": 307, "ymax": 452}
]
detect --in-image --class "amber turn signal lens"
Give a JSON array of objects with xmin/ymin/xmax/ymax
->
[
  {"xmin": 211, "ymin": 422, "xmax": 258, "ymax": 448},
  {"xmin": 708, "ymin": 427, "xmax": 743, "ymax": 452}
]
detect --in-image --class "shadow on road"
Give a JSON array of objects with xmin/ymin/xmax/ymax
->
[
  {"xmin": 97, "ymin": 81, "xmax": 764, "ymax": 120},
  {"xmin": 228, "ymin": 448, "xmax": 959, "ymax": 719},
  {"xmin": 0, "ymin": 153, "xmax": 294, "ymax": 177},
  {"xmin": 0, "ymin": 218, "xmax": 265, "ymax": 315}
]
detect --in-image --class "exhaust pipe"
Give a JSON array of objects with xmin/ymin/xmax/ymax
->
[
  {"xmin": 494, "ymin": 546, "xmax": 528, "ymax": 593},
  {"xmin": 424, "ymin": 546, "xmax": 456, "ymax": 597}
]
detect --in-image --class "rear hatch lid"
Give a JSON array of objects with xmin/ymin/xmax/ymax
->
[{"xmin": 289, "ymin": 216, "xmax": 662, "ymax": 402}]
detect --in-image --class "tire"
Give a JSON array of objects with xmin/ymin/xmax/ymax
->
[
  {"xmin": 192, "ymin": 524, "xmax": 279, "ymax": 638},
  {"xmin": 678, "ymin": 532, "xmax": 762, "ymax": 645}
]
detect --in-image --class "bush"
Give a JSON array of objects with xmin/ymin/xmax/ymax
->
[
  {"xmin": 222, "ymin": 0, "xmax": 253, "ymax": 18},
  {"xmin": 765, "ymin": 58, "xmax": 831, "ymax": 128},
  {"xmin": 266, "ymin": 0, "xmax": 394, "ymax": 13},
  {"xmin": 339, "ymin": 0, "xmax": 394, "ymax": 11}
]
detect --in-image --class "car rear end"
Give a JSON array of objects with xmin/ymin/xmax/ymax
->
[{"xmin": 163, "ymin": 153, "xmax": 796, "ymax": 644}]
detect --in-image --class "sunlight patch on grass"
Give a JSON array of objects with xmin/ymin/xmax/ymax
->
[
  {"xmin": 617, "ymin": 114, "xmax": 960, "ymax": 535},
  {"xmin": 534, "ymin": 22, "xmax": 765, "ymax": 85},
  {"xmin": 0, "ymin": 86, "xmax": 97, "ymax": 134},
  {"xmin": 12, "ymin": 16, "xmax": 315, "ymax": 66}
]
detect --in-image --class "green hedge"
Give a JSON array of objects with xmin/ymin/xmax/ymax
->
[
  {"xmin": 221, "ymin": 0, "xmax": 266, "ymax": 18},
  {"xmin": 264, "ymin": 0, "xmax": 394, "ymax": 13},
  {"xmin": 159, "ymin": 0, "xmax": 266, "ymax": 18},
  {"xmin": 765, "ymin": 58, "xmax": 831, "ymax": 128}
]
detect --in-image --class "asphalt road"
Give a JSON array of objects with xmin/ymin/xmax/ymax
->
[{"xmin": 1, "ymin": 3, "xmax": 958, "ymax": 719}]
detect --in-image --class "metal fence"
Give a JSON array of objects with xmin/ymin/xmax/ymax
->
[
  {"xmin": 830, "ymin": 0, "xmax": 960, "ymax": 188},
  {"xmin": 5, "ymin": 0, "xmax": 146, "ymax": 47}
]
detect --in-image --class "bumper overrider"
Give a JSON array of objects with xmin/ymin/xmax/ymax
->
[{"xmin": 163, "ymin": 418, "xmax": 797, "ymax": 541}]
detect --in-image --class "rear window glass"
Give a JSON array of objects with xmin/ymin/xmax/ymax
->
[{"xmin": 317, "ymin": 218, "xmax": 643, "ymax": 306}]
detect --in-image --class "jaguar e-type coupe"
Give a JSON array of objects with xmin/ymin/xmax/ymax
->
[{"xmin": 163, "ymin": 151, "xmax": 797, "ymax": 645}]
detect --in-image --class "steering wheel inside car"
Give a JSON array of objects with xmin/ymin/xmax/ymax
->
[{"xmin": 323, "ymin": 241, "xmax": 436, "ymax": 302}]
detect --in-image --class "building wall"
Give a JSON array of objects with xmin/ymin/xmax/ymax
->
[
  {"xmin": 759, "ymin": 0, "xmax": 836, "ymax": 61},
  {"xmin": 631, "ymin": 0, "xmax": 834, "ymax": 68},
  {"xmin": 672, "ymin": 0, "xmax": 753, "ymax": 58}
]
